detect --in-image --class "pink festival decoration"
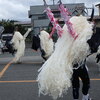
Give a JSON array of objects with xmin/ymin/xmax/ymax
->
[
  {"xmin": 59, "ymin": 3, "xmax": 78, "ymax": 39},
  {"xmin": 44, "ymin": 6, "xmax": 63, "ymax": 37}
]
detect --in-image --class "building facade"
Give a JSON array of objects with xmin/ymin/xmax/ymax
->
[
  {"xmin": 14, "ymin": 21, "xmax": 31, "ymax": 29},
  {"xmin": 28, "ymin": 3, "xmax": 86, "ymax": 34}
]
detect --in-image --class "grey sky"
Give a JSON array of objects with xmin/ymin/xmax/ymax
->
[{"xmin": 0, "ymin": 0, "xmax": 99, "ymax": 21}]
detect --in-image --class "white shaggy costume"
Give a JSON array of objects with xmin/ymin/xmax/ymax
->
[
  {"xmin": 12, "ymin": 29, "xmax": 31, "ymax": 63},
  {"xmin": 37, "ymin": 15, "xmax": 93, "ymax": 99},
  {"xmin": 39, "ymin": 30, "xmax": 54, "ymax": 59}
]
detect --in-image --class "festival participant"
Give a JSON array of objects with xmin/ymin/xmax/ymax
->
[
  {"xmin": 37, "ymin": 15, "xmax": 94, "ymax": 100},
  {"xmin": 39, "ymin": 29, "xmax": 54, "ymax": 60},
  {"xmin": 72, "ymin": 60, "xmax": 91, "ymax": 100},
  {"xmin": 37, "ymin": 1, "xmax": 99, "ymax": 100},
  {"xmin": 12, "ymin": 26, "xmax": 31, "ymax": 63},
  {"xmin": 31, "ymin": 29, "xmax": 54, "ymax": 60}
]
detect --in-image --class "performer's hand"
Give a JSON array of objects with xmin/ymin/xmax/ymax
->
[
  {"xmin": 27, "ymin": 28, "xmax": 32, "ymax": 32},
  {"xmin": 96, "ymin": 53, "xmax": 100, "ymax": 63}
]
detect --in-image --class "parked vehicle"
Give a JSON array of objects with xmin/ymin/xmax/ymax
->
[{"xmin": 0, "ymin": 33, "xmax": 15, "ymax": 54}]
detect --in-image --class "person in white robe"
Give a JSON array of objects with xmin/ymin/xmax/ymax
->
[{"xmin": 12, "ymin": 26, "xmax": 31, "ymax": 63}]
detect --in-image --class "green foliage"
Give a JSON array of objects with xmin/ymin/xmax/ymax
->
[
  {"xmin": 0, "ymin": 19, "xmax": 26, "ymax": 35},
  {"xmin": 0, "ymin": 19, "xmax": 15, "ymax": 33}
]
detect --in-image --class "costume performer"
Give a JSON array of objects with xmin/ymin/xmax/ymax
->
[
  {"xmin": 12, "ymin": 27, "xmax": 31, "ymax": 63},
  {"xmin": 37, "ymin": 15, "xmax": 94, "ymax": 99},
  {"xmin": 37, "ymin": 1, "xmax": 94, "ymax": 99},
  {"xmin": 39, "ymin": 30, "xmax": 54, "ymax": 60},
  {"xmin": 32, "ymin": 30, "xmax": 54, "ymax": 60}
]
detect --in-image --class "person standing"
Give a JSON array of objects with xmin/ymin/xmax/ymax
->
[
  {"xmin": 72, "ymin": 59, "xmax": 91, "ymax": 100},
  {"xmin": 11, "ymin": 26, "xmax": 25, "ymax": 63}
]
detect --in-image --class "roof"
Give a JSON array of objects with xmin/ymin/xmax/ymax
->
[
  {"xmin": 29, "ymin": 3, "xmax": 85, "ymax": 17},
  {"xmin": 95, "ymin": 3, "xmax": 100, "ymax": 7},
  {"xmin": 14, "ymin": 21, "xmax": 31, "ymax": 25}
]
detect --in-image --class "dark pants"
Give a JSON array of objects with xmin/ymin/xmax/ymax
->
[{"xmin": 72, "ymin": 64, "xmax": 90, "ymax": 99}]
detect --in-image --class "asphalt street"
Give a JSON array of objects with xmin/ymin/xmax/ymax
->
[{"xmin": 0, "ymin": 48, "xmax": 100, "ymax": 100}]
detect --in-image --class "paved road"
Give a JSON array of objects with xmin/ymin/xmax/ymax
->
[{"xmin": 0, "ymin": 48, "xmax": 100, "ymax": 100}]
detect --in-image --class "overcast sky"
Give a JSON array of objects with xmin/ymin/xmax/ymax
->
[{"xmin": 0, "ymin": 0, "xmax": 99, "ymax": 21}]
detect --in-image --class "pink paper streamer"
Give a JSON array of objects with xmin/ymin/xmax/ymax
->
[
  {"xmin": 44, "ymin": 7, "xmax": 63, "ymax": 37},
  {"xmin": 59, "ymin": 4, "xmax": 78, "ymax": 39}
]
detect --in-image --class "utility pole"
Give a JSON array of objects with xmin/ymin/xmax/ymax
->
[{"xmin": 51, "ymin": 0, "xmax": 55, "ymax": 5}]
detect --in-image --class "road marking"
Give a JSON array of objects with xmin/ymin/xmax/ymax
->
[
  {"xmin": 0, "ymin": 79, "xmax": 100, "ymax": 83},
  {"xmin": 0, "ymin": 60, "xmax": 13, "ymax": 78},
  {"xmin": 0, "ymin": 60, "xmax": 42, "ymax": 79},
  {"xmin": 0, "ymin": 80, "xmax": 37, "ymax": 83},
  {"xmin": 80, "ymin": 78, "xmax": 100, "ymax": 81},
  {"xmin": 23, "ymin": 62, "xmax": 42, "ymax": 64},
  {"xmin": 90, "ymin": 78, "xmax": 100, "ymax": 80}
]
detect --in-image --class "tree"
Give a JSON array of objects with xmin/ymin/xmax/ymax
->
[
  {"xmin": 0, "ymin": 19, "xmax": 26, "ymax": 35},
  {"xmin": 0, "ymin": 19, "xmax": 15, "ymax": 33}
]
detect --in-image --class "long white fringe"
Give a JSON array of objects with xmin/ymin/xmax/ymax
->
[
  {"xmin": 37, "ymin": 15, "xmax": 93, "ymax": 99},
  {"xmin": 37, "ymin": 25, "xmax": 74, "ymax": 99}
]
